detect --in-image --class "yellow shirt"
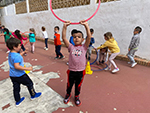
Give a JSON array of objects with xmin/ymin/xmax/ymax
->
[{"xmin": 97, "ymin": 38, "xmax": 120, "ymax": 53}]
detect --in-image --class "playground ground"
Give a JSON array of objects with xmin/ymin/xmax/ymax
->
[{"xmin": 0, "ymin": 36, "xmax": 150, "ymax": 113}]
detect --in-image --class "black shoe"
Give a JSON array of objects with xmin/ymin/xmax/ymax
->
[
  {"xmin": 64, "ymin": 94, "xmax": 71, "ymax": 104},
  {"xmin": 55, "ymin": 57, "xmax": 59, "ymax": 59},
  {"xmin": 59, "ymin": 56, "xmax": 65, "ymax": 59},
  {"xmin": 101, "ymin": 60, "xmax": 104, "ymax": 64},
  {"xmin": 75, "ymin": 96, "xmax": 81, "ymax": 106}
]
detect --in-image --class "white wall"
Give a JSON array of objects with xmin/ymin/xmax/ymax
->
[{"xmin": 1, "ymin": 0, "xmax": 150, "ymax": 59}]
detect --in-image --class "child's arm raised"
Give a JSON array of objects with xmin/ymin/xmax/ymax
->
[
  {"xmin": 62, "ymin": 21, "xmax": 71, "ymax": 48},
  {"xmin": 80, "ymin": 20, "xmax": 91, "ymax": 48},
  {"xmin": 14, "ymin": 63, "xmax": 33, "ymax": 71}
]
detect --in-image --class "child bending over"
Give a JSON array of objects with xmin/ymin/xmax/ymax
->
[{"xmin": 96, "ymin": 32, "xmax": 120, "ymax": 73}]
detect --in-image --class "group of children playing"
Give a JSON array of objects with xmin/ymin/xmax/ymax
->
[{"xmin": 0, "ymin": 20, "xmax": 142, "ymax": 107}]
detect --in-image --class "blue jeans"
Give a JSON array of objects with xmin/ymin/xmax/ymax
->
[
  {"xmin": 45, "ymin": 38, "xmax": 48, "ymax": 48},
  {"xmin": 10, "ymin": 73, "xmax": 36, "ymax": 102},
  {"xmin": 55, "ymin": 45, "xmax": 63, "ymax": 57},
  {"xmin": 127, "ymin": 49, "xmax": 137, "ymax": 63}
]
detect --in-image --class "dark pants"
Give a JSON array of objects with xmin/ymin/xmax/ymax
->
[
  {"xmin": 21, "ymin": 44, "xmax": 25, "ymax": 51},
  {"xmin": 10, "ymin": 73, "xmax": 36, "ymax": 102},
  {"xmin": 45, "ymin": 38, "xmax": 48, "ymax": 48},
  {"xmin": 55, "ymin": 45, "xmax": 63, "ymax": 57},
  {"xmin": 66, "ymin": 70, "xmax": 85, "ymax": 96}
]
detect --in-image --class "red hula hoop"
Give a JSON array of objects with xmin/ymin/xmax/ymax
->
[{"xmin": 50, "ymin": 0, "xmax": 101, "ymax": 25}]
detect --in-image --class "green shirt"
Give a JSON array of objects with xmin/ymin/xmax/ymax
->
[{"xmin": 4, "ymin": 32, "xmax": 11, "ymax": 42}]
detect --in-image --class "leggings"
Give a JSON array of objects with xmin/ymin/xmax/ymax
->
[
  {"xmin": 108, "ymin": 52, "xmax": 120, "ymax": 68},
  {"xmin": 30, "ymin": 42, "xmax": 35, "ymax": 52}
]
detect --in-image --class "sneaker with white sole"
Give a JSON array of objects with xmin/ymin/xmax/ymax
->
[
  {"xmin": 31, "ymin": 92, "xmax": 42, "ymax": 100},
  {"xmin": 75, "ymin": 96, "xmax": 81, "ymax": 106},
  {"xmin": 112, "ymin": 68, "xmax": 119, "ymax": 73},
  {"xmin": 59, "ymin": 56, "xmax": 65, "ymax": 59},
  {"xmin": 104, "ymin": 67, "xmax": 111, "ymax": 71},
  {"xmin": 64, "ymin": 94, "xmax": 71, "ymax": 104},
  {"xmin": 6, "ymin": 50, "xmax": 10, "ymax": 53},
  {"xmin": 131, "ymin": 62, "xmax": 137, "ymax": 68},
  {"xmin": 45, "ymin": 48, "xmax": 48, "ymax": 50},
  {"xmin": 128, "ymin": 62, "xmax": 132, "ymax": 64},
  {"xmin": 16, "ymin": 97, "xmax": 25, "ymax": 106}
]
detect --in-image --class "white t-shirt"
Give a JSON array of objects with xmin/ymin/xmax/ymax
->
[{"xmin": 42, "ymin": 31, "xmax": 48, "ymax": 38}]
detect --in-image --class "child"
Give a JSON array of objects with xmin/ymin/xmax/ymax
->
[
  {"xmin": 54, "ymin": 26, "xmax": 64, "ymax": 59},
  {"xmin": 41, "ymin": 26, "xmax": 49, "ymax": 50},
  {"xmin": 96, "ymin": 46, "xmax": 108, "ymax": 65},
  {"xmin": 0, "ymin": 25, "xmax": 5, "ymax": 33},
  {"xmin": 86, "ymin": 28, "xmax": 95, "ymax": 60},
  {"xmin": 127, "ymin": 26, "xmax": 142, "ymax": 67},
  {"xmin": 96, "ymin": 32, "xmax": 120, "ymax": 73},
  {"xmin": 12, "ymin": 30, "xmax": 27, "ymax": 54},
  {"xmin": 69, "ymin": 29, "xmax": 77, "ymax": 45},
  {"xmin": 6, "ymin": 38, "xmax": 41, "ymax": 106},
  {"xmin": 62, "ymin": 20, "xmax": 91, "ymax": 106},
  {"xmin": 29, "ymin": 28, "xmax": 36, "ymax": 53},
  {"xmin": 0, "ymin": 28, "xmax": 12, "ymax": 53}
]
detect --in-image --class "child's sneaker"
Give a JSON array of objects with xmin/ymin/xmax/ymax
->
[
  {"xmin": 16, "ymin": 97, "xmax": 25, "ymax": 106},
  {"xmin": 128, "ymin": 62, "xmax": 132, "ymax": 64},
  {"xmin": 112, "ymin": 68, "xmax": 119, "ymax": 73},
  {"xmin": 131, "ymin": 62, "xmax": 137, "ymax": 68},
  {"xmin": 104, "ymin": 67, "xmax": 111, "ymax": 71},
  {"xmin": 59, "ymin": 56, "xmax": 65, "ymax": 59},
  {"xmin": 55, "ymin": 57, "xmax": 59, "ymax": 59},
  {"xmin": 45, "ymin": 48, "xmax": 48, "ymax": 50},
  {"xmin": 6, "ymin": 50, "xmax": 10, "ymax": 54},
  {"xmin": 31, "ymin": 92, "xmax": 42, "ymax": 100},
  {"xmin": 75, "ymin": 96, "xmax": 81, "ymax": 106},
  {"xmin": 64, "ymin": 94, "xmax": 71, "ymax": 104}
]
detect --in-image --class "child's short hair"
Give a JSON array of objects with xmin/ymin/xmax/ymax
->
[
  {"xmin": 1, "ymin": 25, "xmax": 5, "ymax": 28},
  {"xmin": 41, "ymin": 26, "xmax": 45, "ymax": 31},
  {"xmin": 71, "ymin": 29, "xmax": 77, "ymax": 35},
  {"xmin": 54, "ymin": 26, "xmax": 59, "ymax": 31},
  {"xmin": 6, "ymin": 38, "xmax": 21, "ymax": 50},
  {"xmin": 90, "ymin": 28, "xmax": 94, "ymax": 33},
  {"xmin": 104, "ymin": 32, "xmax": 113, "ymax": 39},
  {"xmin": 135, "ymin": 26, "xmax": 142, "ymax": 33},
  {"xmin": 76, "ymin": 30, "xmax": 84, "ymax": 38}
]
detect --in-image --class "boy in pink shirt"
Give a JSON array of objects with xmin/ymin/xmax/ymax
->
[{"xmin": 62, "ymin": 20, "xmax": 91, "ymax": 106}]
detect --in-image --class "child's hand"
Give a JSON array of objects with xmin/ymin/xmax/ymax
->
[
  {"xmin": 28, "ymin": 67, "xmax": 33, "ymax": 71},
  {"xmin": 64, "ymin": 21, "xmax": 71, "ymax": 27},
  {"xmin": 79, "ymin": 20, "xmax": 88, "ymax": 26},
  {"xmin": 128, "ymin": 48, "xmax": 130, "ymax": 51}
]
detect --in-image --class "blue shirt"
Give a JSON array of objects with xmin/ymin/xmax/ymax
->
[
  {"xmin": 69, "ymin": 36, "xmax": 75, "ymax": 45},
  {"xmin": 8, "ymin": 52, "xmax": 25, "ymax": 77},
  {"xmin": 29, "ymin": 33, "xmax": 36, "ymax": 42},
  {"xmin": 89, "ymin": 37, "xmax": 95, "ymax": 47}
]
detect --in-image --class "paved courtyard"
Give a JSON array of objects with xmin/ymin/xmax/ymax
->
[{"xmin": 0, "ymin": 36, "xmax": 150, "ymax": 113}]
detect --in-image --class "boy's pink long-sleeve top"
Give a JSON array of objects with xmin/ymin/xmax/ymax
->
[{"xmin": 12, "ymin": 32, "xmax": 27, "ymax": 45}]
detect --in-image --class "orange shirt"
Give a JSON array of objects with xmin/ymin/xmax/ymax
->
[{"xmin": 54, "ymin": 33, "xmax": 61, "ymax": 46}]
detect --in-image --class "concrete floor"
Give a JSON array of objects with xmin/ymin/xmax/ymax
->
[{"xmin": 0, "ymin": 36, "xmax": 150, "ymax": 113}]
